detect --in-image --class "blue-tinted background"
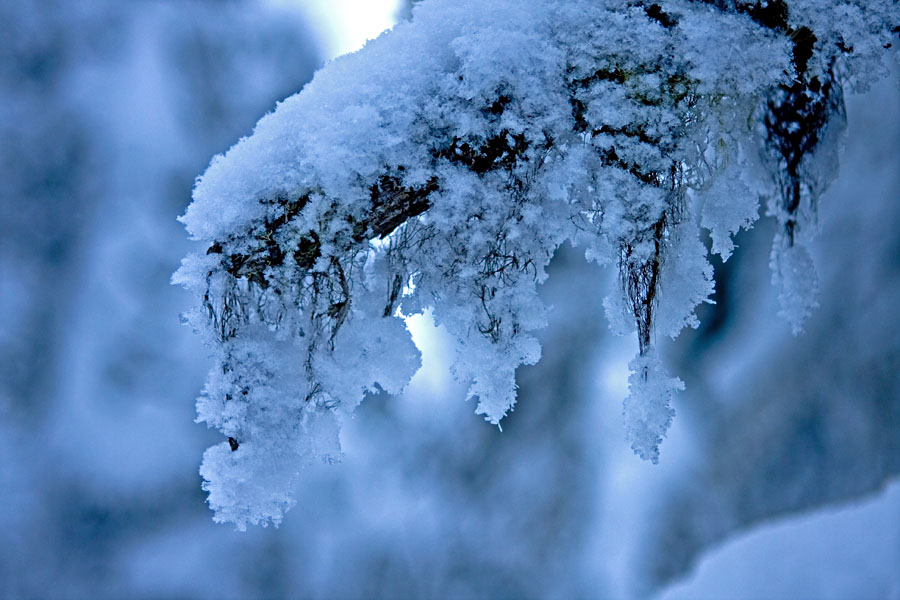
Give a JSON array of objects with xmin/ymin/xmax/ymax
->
[{"xmin": 0, "ymin": 2, "xmax": 897, "ymax": 598}]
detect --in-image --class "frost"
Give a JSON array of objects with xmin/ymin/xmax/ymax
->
[
  {"xmin": 698, "ymin": 143, "xmax": 762, "ymax": 261},
  {"xmin": 623, "ymin": 351, "xmax": 683, "ymax": 464},
  {"xmin": 176, "ymin": 0, "xmax": 900, "ymax": 525},
  {"xmin": 200, "ymin": 408, "xmax": 341, "ymax": 531},
  {"xmin": 770, "ymin": 242, "xmax": 820, "ymax": 335}
]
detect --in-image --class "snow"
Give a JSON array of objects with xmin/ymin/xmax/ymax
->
[
  {"xmin": 175, "ymin": 0, "xmax": 900, "ymax": 525},
  {"xmin": 658, "ymin": 480, "xmax": 900, "ymax": 600}
]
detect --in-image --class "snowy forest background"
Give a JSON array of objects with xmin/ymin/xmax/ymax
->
[{"xmin": 1, "ymin": 0, "xmax": 897, "ymax": 598}]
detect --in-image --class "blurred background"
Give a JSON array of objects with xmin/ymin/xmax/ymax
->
[{"xmin": 0, "ymin": 1, "xmax": 897, "ymax": 598}]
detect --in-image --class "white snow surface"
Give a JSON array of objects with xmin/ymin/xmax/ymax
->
[{"xmin": 658, "ymin": 479, "xmax": 900, "ymax": 600}]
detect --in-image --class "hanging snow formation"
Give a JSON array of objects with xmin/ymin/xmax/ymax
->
[{"xmin": 175, "ymin": 0, "xmax": 900, "ymax": 528}]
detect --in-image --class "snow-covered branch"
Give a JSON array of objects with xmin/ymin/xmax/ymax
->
[{"xmin": 176, "ymin": 0, "xmax": 899, "ymax": 528}]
